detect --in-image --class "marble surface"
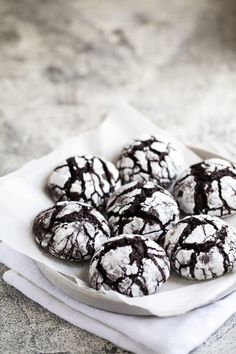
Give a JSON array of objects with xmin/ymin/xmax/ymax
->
[{"xmin": 1, "ymin": 0, "xmax": 236, "ymax": 353}]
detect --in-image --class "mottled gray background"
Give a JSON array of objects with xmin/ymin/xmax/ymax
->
[{"xmin": 1, "ymin": 0, "xmax": 236, "ymax": 353}]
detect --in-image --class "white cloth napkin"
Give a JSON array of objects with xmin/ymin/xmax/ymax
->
[{"xmin": 1, "ymin": 243, "xmax": 236, "ymax": 354}]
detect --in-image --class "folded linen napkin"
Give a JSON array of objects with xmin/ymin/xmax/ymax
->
[{"xmin": 1, "ymin": 242, "xmax": 236, "ymax": 354}]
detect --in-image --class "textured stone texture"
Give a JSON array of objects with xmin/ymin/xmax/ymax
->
[{"xmin": 1, "ymin": 0, "xmax": 236, "ymax": 353}]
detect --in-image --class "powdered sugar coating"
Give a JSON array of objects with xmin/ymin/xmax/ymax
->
[
  {"xmin": 174, "ymin": 158, "xmax": 236, "ymax": 217},
  {"xmin": 164, "ymin": 215, "xmax": 236, "ymax": 280},
  {"xmin": 117, "ymin": 135, "xmax": 185, "ymax": 188},
  {"xmin": 107, "ymin": 181, "xmax": 179, "ymax": 241},
  {"xmin": 48, "ymin": 155, "xmax": 121, "ymax": 210},
  {"xmin": 33, "ymin": 201, "xmax": 111, "ymax": 261},
  {"xmin": 89, "ymin": 234, "xmax": 170, "ymax": 297}
]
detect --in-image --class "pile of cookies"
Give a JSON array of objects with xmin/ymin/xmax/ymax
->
[{"xmin": 32, "ymin": 135, "xmax": 236, "ymax": 298}]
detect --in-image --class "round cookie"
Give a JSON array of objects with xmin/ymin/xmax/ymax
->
[
  {"xmin": 48, "ymin": 155, "xmax": 121, "ymax": 210},
  {"xmin": 107, "ymin": 180, "xmax": 179, "ymax": 241},
  {"xmin": 174, "ymin": 158, "xmax": 236, "ymax": 217},
  {"xmin": 89, "ymin": 234, "xmax": 170, "ymax": 297},
  {"xmin": 116, "ymin": 135, "xmax": 185, "ymax": 188},
  {"xmin": 164, "ymin": 215, "xmax": 236, "ymax": 280},
  {"xmin": 33, "ymin": 201, "xmax": 111, "ymax": 261}
]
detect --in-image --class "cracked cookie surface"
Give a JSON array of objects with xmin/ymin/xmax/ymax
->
[
  {"xmin": 48, "ymin": 155, "xmax": 121, "ymax": 210},
  {"xmin": 174, "ymin": 158, "xmax": 236, "ymax": 217},
  {"xmin": 116, "ymin": 135, "xmax": 185, "ymax": 188},
  {"xmin": 107, "ymin": 180, "xmax": 179, "ymax": 241},
  {"xmin": 164, "ymin": 215, "xmax": 236, "ymax": 280},
  {"xmin": 89, "ymin": 234, "xmax": 170, "ymax": 297},
  {"xmin": 33, "ymin": 201, "xmax": 111, "ymax": 261}
]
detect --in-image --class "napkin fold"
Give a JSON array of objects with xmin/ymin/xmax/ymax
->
[{"xmin": 1, "ymin": 243, "xmax": 236, "ymax": 354}]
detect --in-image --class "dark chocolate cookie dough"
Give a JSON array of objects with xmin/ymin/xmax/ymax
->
[
  {"xmin": 89, "ymin": 234, "xmax": 170, "ymax": 297},
  {"xmin": 174, "ymin": 158, "xmax": 236, "ymax": 217},
  {"xmin": 164, "ymin": 215, "xmax": 236, "ymax": 280},
  {"xmin": 107, "ymin": 180, "xmax": 179, "ymax": 241},
  {"xmin": 117, "ymin": 135, "xmax": 185, "ymax": 188},
  {"xmin": 33, "ymin": 201, "xmax": 110, "ymax": 261},
  {"xmin": 48, "ymin": 155, "xmax": 121, "ymax": 210}
]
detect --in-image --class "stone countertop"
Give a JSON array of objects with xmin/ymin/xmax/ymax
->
[{"xmin": 1, "ymin": 0, "xmax": 236, "ymax": 353}]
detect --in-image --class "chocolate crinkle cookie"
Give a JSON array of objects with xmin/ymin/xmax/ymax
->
[
  {"xmin": 48, "ymin": 155, "xmax": 121, "ymax": 210},
  {"xmin": 174, "ymin": 158, "xmax": 236, "ymax": 217},
  {"xmin": 107, "ymin": 180, "xmax": 179, "ymax": 241},
  {"xmin": 116, "ymin": 135, "xmax": 185, "ymax": 189},
  {"xmin": 33, "ymin": 201, "xmax": 111, "ymax": 261},
  {"xmin": 164, "ymin": 215, "xmax": 236, "ymax": 280},
  {"xmin": 89, "ymin": 234, "xmax": 170, "ymax": 297}
]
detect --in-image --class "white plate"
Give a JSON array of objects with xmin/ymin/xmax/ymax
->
[
  {"xmin": 37, "ymin": 146, "xmax": 236, "ymax": 317},
  {"xmin": 1, "ymin": 102, "xmax": 236, "ymax": 317}
]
